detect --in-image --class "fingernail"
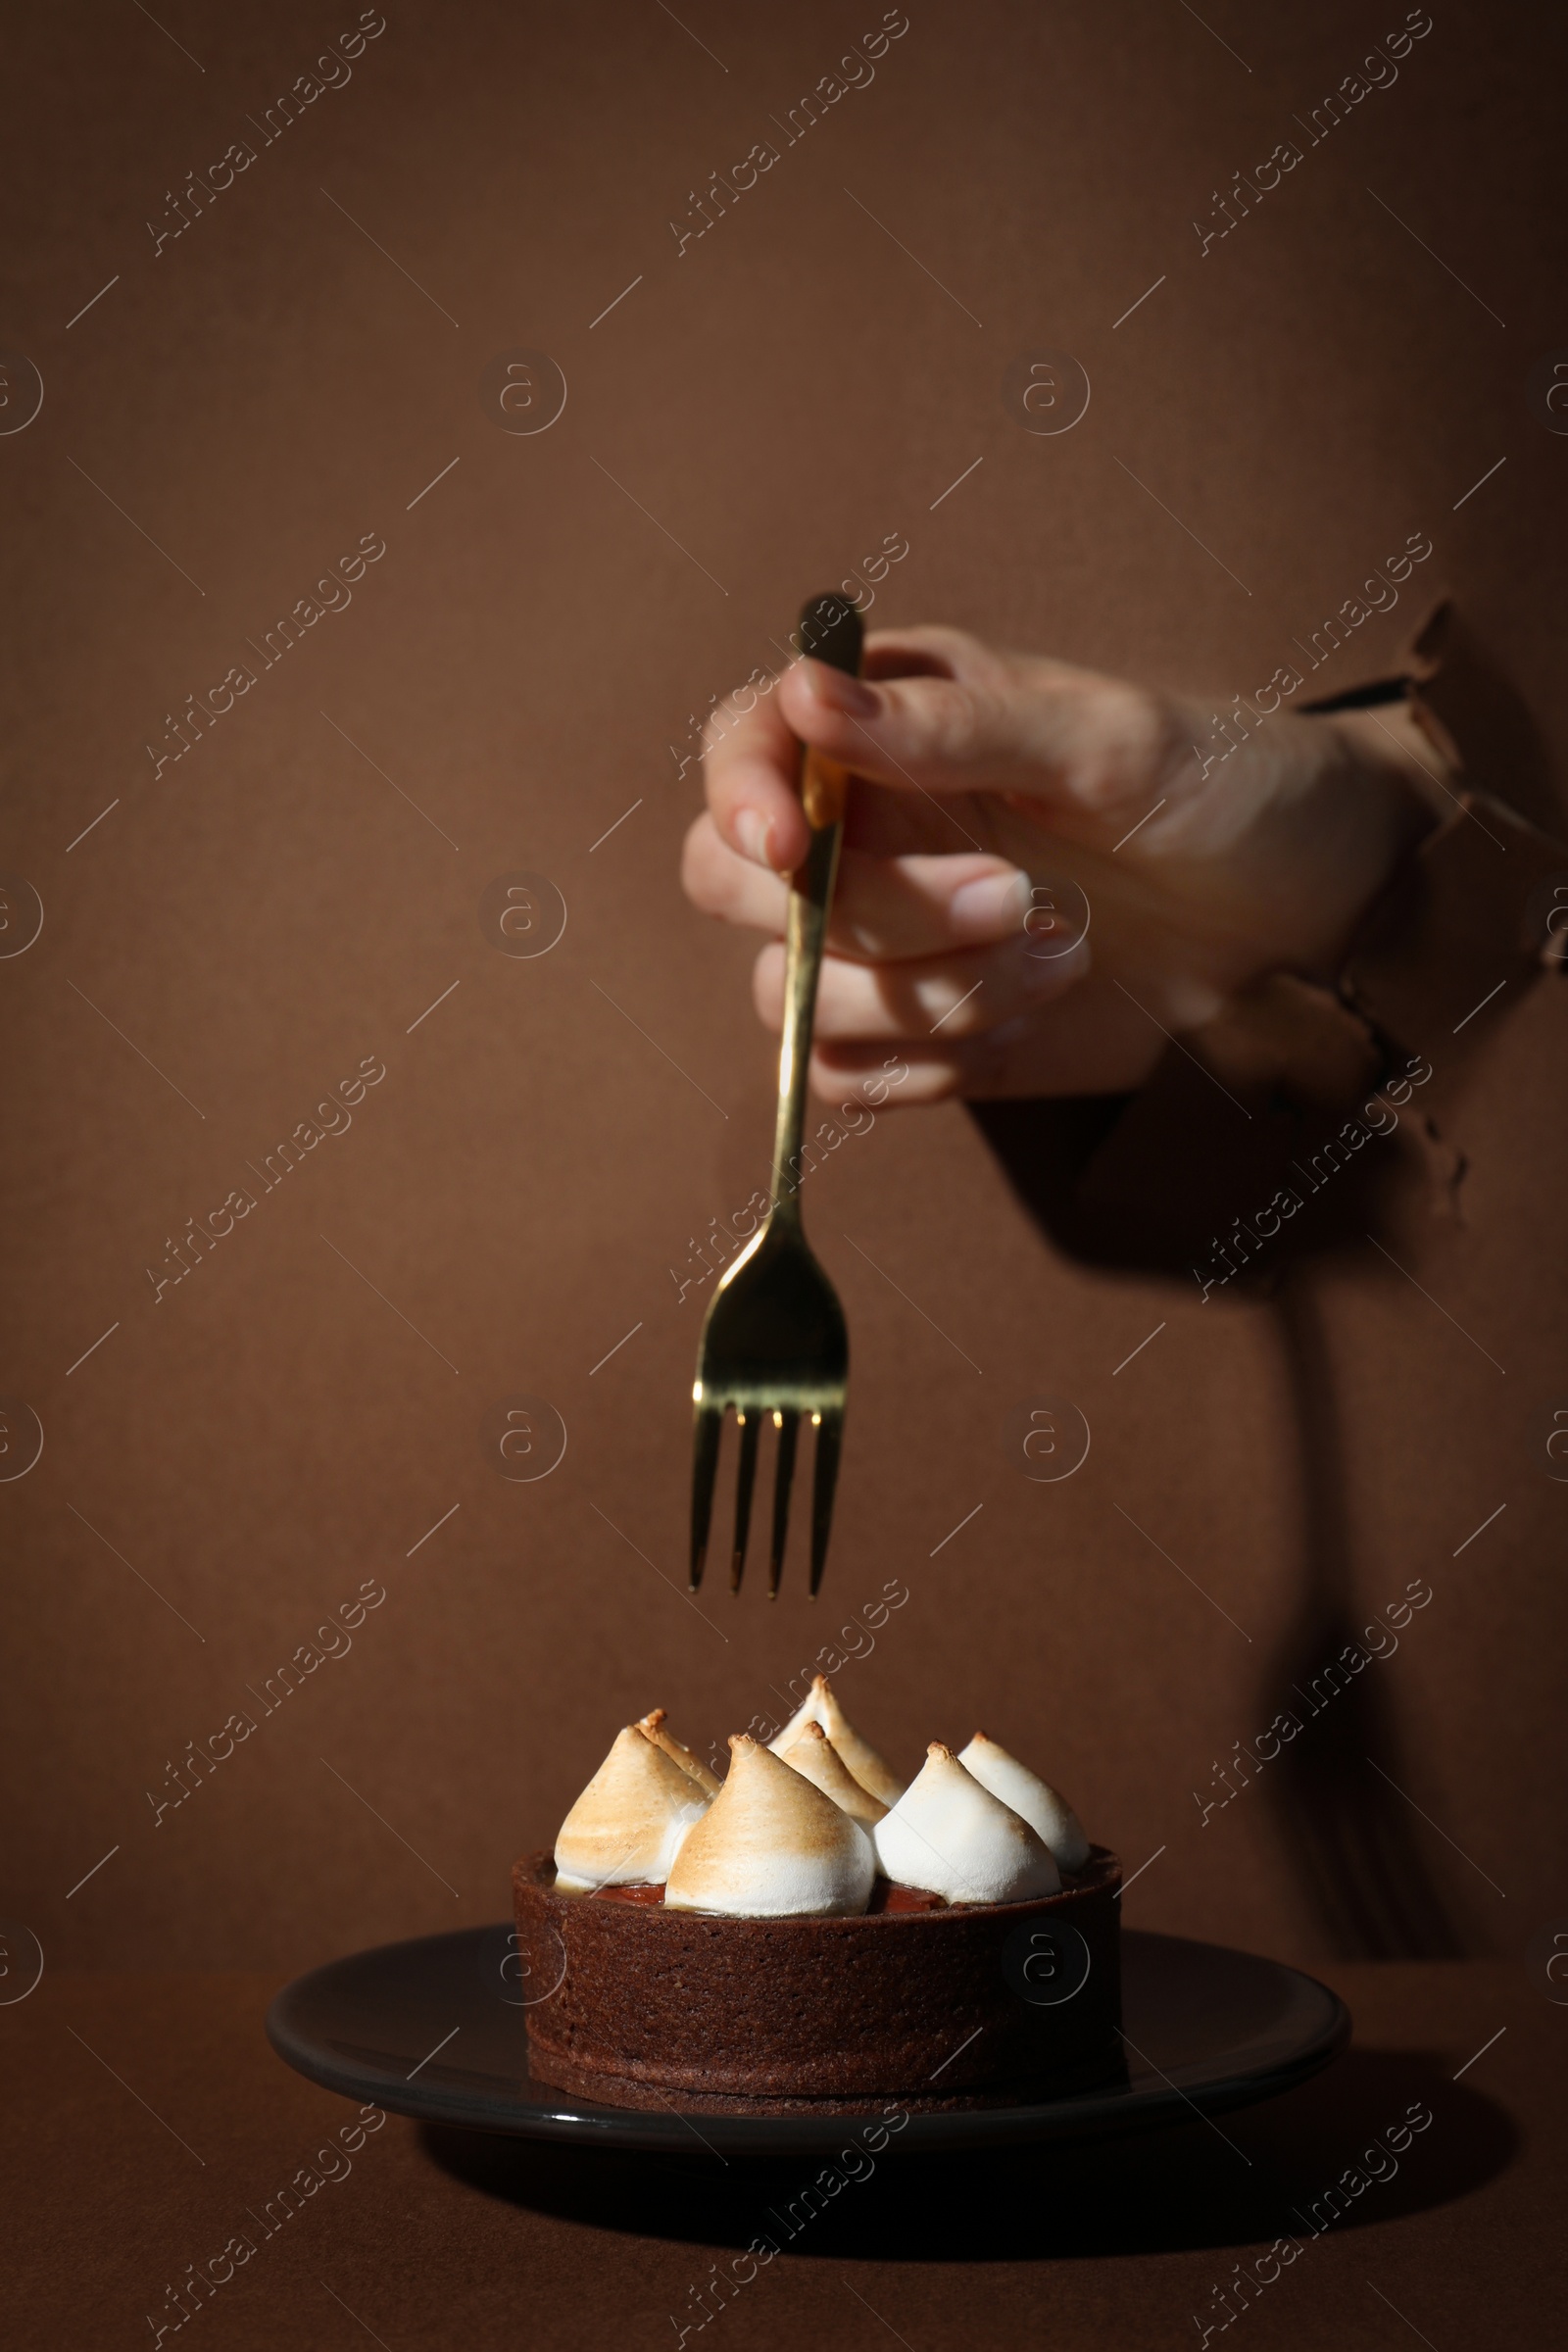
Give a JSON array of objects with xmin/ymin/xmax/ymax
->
[
  {"xmin": 734, "ymin": 807, "xmax": 773, "ymax": 866},
  {"xmin": 809, "ymin": 663, "xmax": 880, "ymax": 718},
  {"xmin": 950, "ymin": 867, "xmax": 1032, "ymax": 937}
]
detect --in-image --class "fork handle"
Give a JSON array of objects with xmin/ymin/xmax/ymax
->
[{"xmin": 769, "ymin": 596, "xmax": 863, "ymax": 1215}]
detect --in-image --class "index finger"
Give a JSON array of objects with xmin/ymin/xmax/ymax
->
[{"xmin": 702, "ymin": 676, "xmax": 812, "ymax": 875}]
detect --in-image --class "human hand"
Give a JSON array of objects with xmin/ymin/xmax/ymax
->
[{"xmin": 681, "ymin": 625, "xmax": 1449, "ymax": 1102}]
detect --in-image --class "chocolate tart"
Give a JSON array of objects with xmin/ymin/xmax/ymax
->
[{"xmin": 513, "ymin": 1846, "xmax": 1122, "ymax": 2114}]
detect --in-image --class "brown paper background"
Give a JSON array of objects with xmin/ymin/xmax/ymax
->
[{"xmin": 4, "ymin": 0, "xmax": 1566, "ymax": 2001}]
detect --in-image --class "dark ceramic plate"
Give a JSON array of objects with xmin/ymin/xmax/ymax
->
[{"xmin": 266, "ymin": 1925, "xmax": 1348, "ymax": 2155}]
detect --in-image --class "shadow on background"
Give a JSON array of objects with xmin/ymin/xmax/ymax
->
[
  {"xmin": 1259, "ymin": 1282, "xmax": 1467, "ymax": 1957},
  {"xmin": 418, "ymin": 2046, "xmax": 1513, "ymax": 2259},
  {"xmin": 970, "ymin": 1065, "xmax": 1471, "ymax": 1960}
]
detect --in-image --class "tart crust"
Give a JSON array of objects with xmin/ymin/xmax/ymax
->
[{"xmin": 513, "ymin": 1846, "xmax": 1122, "ymax": 2113}]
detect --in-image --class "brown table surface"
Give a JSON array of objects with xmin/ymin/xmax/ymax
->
[{"xmin": 6, "ymin": 1958, "xmax": 1561, "ymax": 2349}]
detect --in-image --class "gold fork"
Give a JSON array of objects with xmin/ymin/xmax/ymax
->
[{"xmin": 689, "ymin": 594, "xmax": 862, "ymax": 1598}]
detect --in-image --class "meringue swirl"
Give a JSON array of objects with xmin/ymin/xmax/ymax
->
[
  {"xmin": 873, "ymin": 1743, "xmax": 1061, "ymax": 1904},
  {"xmin": 958, "ymin": 1731, "xmax": 1090, "ymax": 1871},
  {"xmin": 777, "ymin": 1719, "xmax": 888, "ymax": 1828},
  {"xmin": 664, "ymin": 1735, "xmax": 875, "ymax": 1917},
  {"xmin": 768, "ymin": 1675, "xmax": 905, "ymax": 1807},
  {"xmin": 638, "ymin": 1707, "xmax": 722, "ymax": 1798},
  {"xmin": 554, "ymin": 1722, "xmax": 710, "ymax": 1890}
]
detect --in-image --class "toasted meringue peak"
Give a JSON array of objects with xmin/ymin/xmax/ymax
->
[
  {"xmin": 873, "ymin": 1743, "xmax": 1060, "ymax": 1904},
  {"xmin": 778, "ymin": 1720, "xmax": 888, "ymax": 1828},
  {"xmin": 664, "ymin": 1735, "xmax": 875, "ymax": 1917},
  {"xmin": 957, "ymin": 1732, "xmax": 1091, "ymax": 1871},
  {"xmin": 554, "ymin": 1725, "xmax": 710, "ymax": 1891},
  {"xmin": 636, "ymin": 1707, "xmax": 722, "ymax": 1798},
  {"xmin": 768, "ymin": 1676, "xmax": 905, "ymax": 1807}
]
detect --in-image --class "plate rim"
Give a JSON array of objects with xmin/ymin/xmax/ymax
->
[{"xmin": 266, "ymin": 1922, "xmax": 1350, "ymax": 2155}]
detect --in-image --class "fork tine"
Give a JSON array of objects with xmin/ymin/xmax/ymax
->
[
  {"xmin": 689, "ymin": 1401, "xmax": 723, "ymax": 1592},
  {"xmin": 730, "ymin": 1412, "xmax": 760, "ymax": 1592},
  {"xmin": 767, "ymin": 1408, "xmax": 800, "ymax": 1598},
  {"xmin": 808, "ymin": 1409, "xmax": 843, "ymax": 1598}
]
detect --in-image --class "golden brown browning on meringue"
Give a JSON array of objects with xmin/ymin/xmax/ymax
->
[
  {"xmin": 554, "ymin": 1724, "xmax": 710, "ymax": 1890},
  {"xmin": 636, "ymin": 1707, "xmax": 722, "ymax": 1797},
  {"xmin": 777, "ymin": 1720, "xmax": 888, "ymax": 1829},
  {"xmin": 664, "ymin": 1734, "xmax": 875, "ymax": 1917},
  {"xmin": 768, "ymin": 1674, "xmax": 905, "ymax": 1807}
]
